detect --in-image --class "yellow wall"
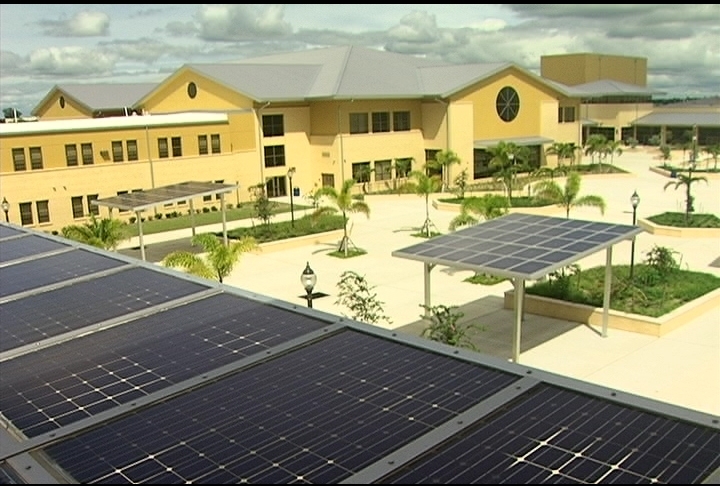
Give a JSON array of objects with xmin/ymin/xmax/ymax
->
[
  {"xmin": 541, "ymin": 53, "xmax": 647, "ymax": 86},
  {"xmin": 582, "ymin": 102, "xmax": 654, "ymax": 132},
  {"xmin": 35, "ymin": 90, "xmax": 92, "ymax": 120}
]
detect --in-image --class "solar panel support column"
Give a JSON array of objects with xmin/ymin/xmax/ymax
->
[
  {"xmin": 136, "ymin": 210, "xmax": 146, "ymax": 261},
  {"xmin": 189, "ymin": 200, "xmax": 196, "ymax": 237},
  {"xmin": 602, "ymin": 246, "xmax": 612, "ymax": 337},
  {"xmin": 423, "ymin": 263, "xmax": 435, "ymax": 317},
  {"xmin": 513, "ymin": 277, "xmax": 525, "ymax": 363},
  {"xmin": 221, "ymin": 193, "xmax": 228, "ymax": 246}
]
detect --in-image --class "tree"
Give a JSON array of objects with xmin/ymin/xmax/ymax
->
[
  {"xmin": 354, "ymin": 164, "xmax": 374, "ymax": 194},
  {"xmin": 312, "ymin": 178, "xmax": 370, "ymax": 257},
  {"xmin": 61, "ymin": 215, "xmax": 128, "ymax": 250},
  {"xmin": 704, "ymin": 145, "xmax": 720, "ymax": 171},
  {"xmin": 248, "ymin": 182, "xmax": 277, "ymax": 226},
  {"xmin": 663, "ymin": 171, "xmax": 708, "ymax": 224},
  {"xmin": 449, "ymin": 194, "xmax": 508, "ymax": 231},
  {"xmin": 605, "ymin": 140, "xmax": 623, "ymax": 165},
  {"xmin": 488, "ymin": 141, "xmax": 529, "ymax": 205},
  {"xmin": 392, "ymin": 157, "xmax": 413, "ymax": 191},
  {"xmin": 162, "ymin": 233, "xmax": 259, "ymax": 283},
  {"xmin": 452, "ymin": 168, "xmax": 469, "ymax": 199},
  {"xmin": 545, "ymin": 142, "xmax": 577, "ymax": 167},
  {"xmin": 335, "ymin": 270, "xmax": 392, "ymax": 325},
  {"xmin": 659, "ymin": 144, "xmax": 672, "ymax": 167},
  {"xmin": 407, "ymin": 169, "xmax": 442, "ymax": 237},
  {"xmin": 420, "ymin": 304, "xmax": 480, "ymax": 350},
  {"xmin": 533, "ymin": 171, "xmax": 606, "ymax": 218},
  {"xmin": 428, "ymin": 149, "xmax": 461, "ymax": 192},
  {"xmin": 584, "ymin": 133, "xmax": 608, "ymax": 165}
]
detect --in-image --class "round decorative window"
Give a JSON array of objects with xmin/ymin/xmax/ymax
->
[
  {"xmin": 187, "ymin": 82, "xmax": 198, "ymax": 99},
  {"xmin": 59, "ymin": 96, "xmax": 65, "ymax": 108},
  {"xmin": 496, "ymin": 86, "xmax": 519, "ymax": 122}
]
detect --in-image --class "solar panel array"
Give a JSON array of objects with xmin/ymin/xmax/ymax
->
[
  {"xmin": 392, "ymin": 213, "xmax": 644, "ymax": 280},
  {"xmin": 1, "ymin": 223, "xmax": 718, "ymax": 485},
  {"xmin": 93, "ymin": 180, "xmax": 238, "ymax": 211}
]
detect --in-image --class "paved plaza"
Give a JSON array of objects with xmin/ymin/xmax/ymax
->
[{"xmin": 118, "ymin": 149, "xmax": 720, "ymax": 417}]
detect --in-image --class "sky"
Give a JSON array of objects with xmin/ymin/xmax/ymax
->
[{"xmin": 1, "ymin": 4, "xmax": 719, "ymax": 115}]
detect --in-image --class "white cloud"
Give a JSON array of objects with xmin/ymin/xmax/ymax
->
[
  {"xmin": 469, "ymin": 18, "xmax": 507, "ymax": 32},
  {"xmin": 195, "ymin": 4, "xmax": 292, "ymax": 41},
  {"xmin": 40, "ymin": 11, "xmax": 110, "ymax": 37},
  {"xmin": 28, "ymin": 46, "xmax": 115, "ymax": 75}
]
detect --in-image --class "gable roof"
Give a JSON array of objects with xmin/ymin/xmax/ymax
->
[
  {"xmin": 557, "ymin": 79, "xmax": 664, "ymax": 98},
  {"xmin": 31, "ymin": 83, "xmax": 157, "ymax": 116}
]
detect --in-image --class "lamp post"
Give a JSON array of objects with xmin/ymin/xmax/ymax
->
[
  {"xmin": 1, "ymin": 197, "xmax": 9, "ymax": 223},
  {"xmin": 629, "ymin": 190, "xmax": 640, "ymax": 279},
  {"xmin": 300, "ymin": 261, "xmax": 317, "ymax": 308},
  {"xmin": 287, "ymin": 166, "xmax": 296, "ymax": 227}
]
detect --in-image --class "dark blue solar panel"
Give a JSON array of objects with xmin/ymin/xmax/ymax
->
[
  {"xmin": 0, "ymin": 235, "xmax": 69, "ymax": 263},
  {"xmin": 537, "ymin": 251, "xmax": 576, "ymax": 264},
  {"xmin": 0, "ymin": 267, "xmax": 207, "ymax": 353},
  {"xmin": 0, "ymin": 249, "xmax": 127, "ymax": 298},
  {"xmin": 563, "ymin": 241, "xmax": 598, "ymax": 253},
  {"xmin": 585, "ymin": 231, "xmax": 622, "ymax": 243},
  {"xmin": 484, "ymin": 256, "xmax": 527, "ymax": 271},
  {"xmin": 42, "ymin": 330, "xmax": 519, "ymax": 484},
  {"xmin": 0, "ymin": 292, "xmax": 329, "ymax": 438},
  {"xmin": 508, "ymin": 260, "xmax": 549, "ymax": 275},
  {"xmin": 0, "ymin": 226, "xmax": 24, "ymax": 238},
  {"xmin": 380, "ymin": 384, "xmax": 720, "ymax": 484}
]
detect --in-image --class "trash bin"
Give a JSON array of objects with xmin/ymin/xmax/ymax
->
[{"xmin": 670, "ymin": 170, "xmax": 677, "ymax": 178}]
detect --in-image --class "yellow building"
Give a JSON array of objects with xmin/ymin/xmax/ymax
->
[{"xmin": 3, "ymin": 45, "xmax": 707, "ymax": 232}]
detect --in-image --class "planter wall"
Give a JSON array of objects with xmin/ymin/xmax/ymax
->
[
  {"xmin": 246, "ymin": 229, "xmax": 345, "ymax": 254},
  {"xmin": 638, "ymin": 218, "xmax": 720, "ymax": 238},
  {"xmin": 504, "ymin": 287, "xmax": 720, "ymax": 337}
]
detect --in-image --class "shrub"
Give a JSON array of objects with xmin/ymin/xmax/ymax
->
[
  {"xmin": 202, "ymin": 207, "xmax": 211, "ymax": 213},
  {"xmin": 129, "ymin": 216, "xmax": 137, "ymax": 224},
  {"xmin": 420, "ymin": 304, "xmax": 481, "ymax": 350},
  {"xmin": 335, "ymin": 271, "xmax": 391, "ymax": 325}
]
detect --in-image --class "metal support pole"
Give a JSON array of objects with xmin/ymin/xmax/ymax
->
[
  {"xmin": 221, "ymin": 193, "xmax": 228, "ymax": 246},
  {"xmin": 423, "ymin": 263, "xmax": 435, "ymax": 317},
  {"xmin": 136, "ymin": 211, "xmax": 146, "ymax": 261},
  {"xmin": 602, "ymin": 246, "xmax": 613, "ymax": 337},
  {"xmin": 512, "ymin": 278, "xmax": 524, "ymax": 363},
  {"xmin": 306, "ymin": 289, "xmax": 313, "ymax": 308},
  {"xmin": 630, "ymin": 207, "xmax": 637, "ymax": 279},
  {"xmin": 189, "ymin": 200, "xmax": 196, "ymax": 237},
  {"xmin": 289, "ymin": 175, "xmax": 295, "ymax": 227}
]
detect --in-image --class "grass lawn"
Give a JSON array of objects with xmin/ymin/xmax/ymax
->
[
  {"xmin": 526, "ymin": 264, "xmax": 720, "ymax": 318},
  {"xmin": 224, "ymin": 214, "xmax": 345, "ymax": 243},
  {"xmin": 437, "ymin": 196, "xmax": 555, "ymax": 208},
  {"xmin": 328, "ymin": 248, "xmax": 367, "ymax": 259},
  {"xmin": 125, "ymin": 202, "xmax": 310, "ymax": 237},
  {"xmin": 647, "ymin": 212, "xmax": 720, "ymax": 228}
]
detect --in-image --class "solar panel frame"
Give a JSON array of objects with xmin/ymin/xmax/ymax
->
[
  {"xmin": 392, "ymin": 213, "xmax": 643, "ymax": 280},
  {"xmin": 93, "ymin": 181, "xmax": 238, "ymax": 212},
  {"xmin": 0, "ymin": 234, "xmax": 73, "ymax": 264}
]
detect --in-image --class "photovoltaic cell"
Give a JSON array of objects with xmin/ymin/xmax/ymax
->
[
  {"xmin": 0, "ymin": 248, "xmax": 128, "ymax": 298},
  {"xmin": 0, "ymin": 266, "xmax": 207, "ymax": 352},
  {"xmin": 393, "ymin": 213, "xmax": 642, "ymax": 280},
  {"xmin": 379, "ymin": 384, "xmax": 720, "ymax": 484},
  {"xmin": 0, "ymin": 235, "xmax": 69, "ymax": 263},
  {"xmin": 0, "ymin": 226, "xmax": 24, "ymax": 238},
  {"xmin": 0, "ymin": 292, "xmax": 329, "ymax": 438},
  {"xmin": 42, "ymin": 330, "xmax": 519, "ymax": 484}
]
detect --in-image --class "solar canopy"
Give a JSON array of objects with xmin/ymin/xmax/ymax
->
[
  {"xmin": 93, "ymin": 180, "xmax": 239, "ymax": 261},
  {"xmin": 1, "ymin": 222, "xmax": 718, "ymax": 485}
]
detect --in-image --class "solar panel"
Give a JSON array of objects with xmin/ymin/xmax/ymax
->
[
  {"xmin": 0, "ymin": 225, "xmax": 24, "ymax": 239},
  {"xmin": 0, "ymin": 292, "xmax": 330, "ymax": 438},
  {"xmin": 41, "ymin": 330, "xmax": 519, "ymax": 484},
  {"xmin": 379, "ymin": 384, "xmax": 720, "ymax": 484},
  {"xmin": 94, "ymin": 181, "xmax": 237, "ymax": 211},
  {"xmin": 0, "ymin": 235, "xmax": 70, "ymax": 263},
  {"xmin": 0, "ymin": 248, "xmax": 128, "ymax": 298},
  {"xmin": 392, "ymin": 213, "xmax": 643, "ymax": 280},
  {"xmin": 0, "ymin": 267, "xmax": 208, "ymax": 353}
]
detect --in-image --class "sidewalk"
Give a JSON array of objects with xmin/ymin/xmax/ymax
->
[{"xmin": 120, "ymin": 149, "xmax": 720, "ymax": 416}]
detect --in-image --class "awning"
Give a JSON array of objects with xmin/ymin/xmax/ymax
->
[{"xmin": 473, "ymin": 136, "xmax": 554, "ymax": 149}]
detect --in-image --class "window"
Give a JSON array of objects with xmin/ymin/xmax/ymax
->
[
  {"xmin": 71, "ymin": 196, "xmax": 85, "ymax": 218},
  {"xmin": 127, "ymin": 140, "xmax": 138, "ymax": 161},
  {"xmin": 112, "ymin": 141, "xmax": 124, "ymax": 162},
  {"xmin": 187, "ymin": 81, "xmax": 198, "ymax": 99},
  {"xmin": 116, "ymin": 190, "xmax": 129, "ymax": 213},
  {"xmin": 36, "ymin": 200, "xmax": 50, "ymax": 224},
  {"xmin": 214, "ymin": 179, "xmax": 224, "ymax": 200},
  {"xmin": 65, "ymin": 144, "xmax": 78, "ymax": 166},
  {"xmin": 352, "ymin": 162, "xmax": 371, "ymax": 183},
  {"xmin": 171, "ymin": 137, "xmax": 182, "ymax": 157},
  {"xmin": 374, "ymin": 160, "xmax": 392, "ymax": 181},
  {"xmin": 19, "ymin": 202, "xmax": 33, "ymax": 226},
  {"xmin": 29, "ymin": 147, "xmax": 43, "ymax": 170},
  {"xmin": 266, "ymin": 176, "xmax": 287, "ymax": 198},
  {"xmin": 211, "ymin": 134, "xmax": 221, "ymax": 154},
  {"xmin": 321, "ymin": 173, "xmax": 335, "ymax": 188},
  {"xmin": 158, "ymin": 138, "xmax": 169, "ymax": 158},
  {"xmin": 81, "ymin": 143, "xmax": 94, "ymax": 165},
  {"xmin": 12, "ymin": 148, "xmax": 26, "ymax": 171},
  {"xmin": 393, "ymin": 111, "xmax": 411, "ymax": 131},
  {"xmin": 372, "ymin": 112, "xmax": 390, "ymax": 133},
  {"xmin": 558, "ymin": 106, "xmax": 576, "ymax": 123},
  {"xmin": 262, "ymin": 114, "xmax": 284, "ymax": 137},
  {"xmin": 198, "ymin": 135, "xmax": 208, "ymax": 155},
  {"xmin": 87, "ymin": 194, "xmax": 99, "ymax": 216},
  {"xmin": 496, "ymin": 86, "xmax": 520, "ymax": 122},
  {"xmin": 264, "ymin": 145, "xmax": 286, "ymax": 167},
  {"xmin": 473, "ymin": 149, "xmax": 493, "ymax": 179},
  {"xmin": 395, "ymin": 157, "xmax": 412, "ymax": 178},
  {"xmin": 349, "ymin": 113, "xmax": 369, "ymax": 134}
]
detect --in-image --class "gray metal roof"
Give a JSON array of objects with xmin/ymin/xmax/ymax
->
[
  {"xmin": 32, "ymin": 83, "xmax": 157, "ymax": 115},
  {"xmin": 474, "ymin": 136, "xmax": 554, "ymax": 149},
  {"xmin": 93, "ymin": 181, "xmax": 238, "ymax": 212},
  {"xmin": 565, "ymin": 80, "xmax": 663, "ymax": 97},
  {"xmin": 632, "ymin": 112, "xmax": 720, "ymax": 127}
]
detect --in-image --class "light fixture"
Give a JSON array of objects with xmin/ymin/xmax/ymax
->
[
  {"xmin": 300, "ymin": 261, "xmax": 317, "ymax": 308},
  {"xmin": 629, "ymin": 190, "xmax": 640, "ymax": 279},
  {"xmin": 1, "ymin": 197, "xmax": 9, "ymax": 223},
  {"xmin": 287, "ymin": 166, "xmax": 296, "ymax": 227}
]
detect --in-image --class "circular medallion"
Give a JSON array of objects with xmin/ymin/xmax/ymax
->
[{"xmin": 496, "ymin": 86, "xmax": 520, "ymax": 122}]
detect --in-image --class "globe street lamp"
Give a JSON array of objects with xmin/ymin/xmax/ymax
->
[
  {"xmin": 630, "ymin": 190, "xmax": 640, "ymax": 279},
  {"xmin": 1, "ymin": 197, "xmax": 9, "ymax": 223},
  {"xmin": 301, "ymin": 261, "xmax": 317, "ymax": 308},
  {"xmin": 287, "ymin": 166, "xmax": 296, "ymax": 227}
]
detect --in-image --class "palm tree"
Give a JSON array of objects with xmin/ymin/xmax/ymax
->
[
  {"xmin": 407, "ymin": 169, "xmax": 442, "ymax": 237},
  {"xmin": 605, "ymin": 140, "xmax": 623, "ymax": 165},
  {"xmin": 449, "ymin": 194, "xmax": 508, "ymax": 231},
  {"xmin": 313, "ymin": 178, "xmax": 370, "ymax": 256},
  {"xmin": 664, "ymin": 171, "xmax": 708, "ymax": 224},
  {"xmin": 392, "ymin": 157, "xmax": 413, "ymax": 191},
  {"xmin": 533, "ymin": 171, "xmax": 606, "ymax": 219},
  {"xmin": 427, "ymin": 149, "xmax": 461, "ymax": 192},
  {"xmin": 488, "ymin": 141, "xmax": 529, "ymax": 205},
  {"xmin": 162, "ymin": 233, "xmax": 259, "ymax": 283},
  {"xmin": 61, "ymin": 215, "xmax": 128, "ymax": 250},
  {"xmin": 704, "ymin": 145, "xmax": 720, "ymax": 171},
  {"xmin": 545, "ymin": 142, "xmax": 576, "ymax": 167},
  {"xmin": 584, "ymin": 133, "xmax": 607, "ymax": 165}
]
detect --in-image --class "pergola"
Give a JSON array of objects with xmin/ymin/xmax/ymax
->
[
  {"xmin": 392, "ymin": 212, "xmax": 644, "ymax": 363},
  {"xmin": 93, "ymin": 181, "xmax": 239, "ymax": 261}
]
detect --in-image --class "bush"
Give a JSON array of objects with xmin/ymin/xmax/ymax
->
[
  {"xmin": 202, "ymin": 207, "xmax": 210, "ymax": 213},
  {"xmin": 420, "ymin": 304, "xmax": 482, "ymax": 350},
  {"xmin": 225, "ymin": 214, "xmax": 345, "ymax": 243},
  {"xmin": 129, "ymin": 216, "xmax": 137, "ymax": 224},
  {"xmin": 335, "ymin": 271, "xmax": 391, "ymax": 325}
]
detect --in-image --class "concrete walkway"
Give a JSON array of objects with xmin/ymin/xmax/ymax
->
[{"xmin": 119, "ymin": 148, "xmax": 720, "ymax": 417}]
